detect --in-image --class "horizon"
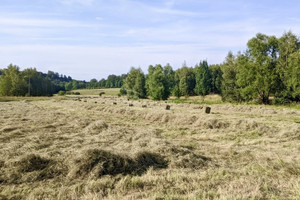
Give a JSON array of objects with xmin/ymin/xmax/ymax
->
[{"xmin": 1, "ymin": 0, "xmax": 300, "ymax": 81}]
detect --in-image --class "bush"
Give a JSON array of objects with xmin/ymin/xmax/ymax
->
[
  {"xmin": 74, "ymin": 92, "xmax": 80, "ymax": 95},
  {"xmin": 58, "ymin": 90, "xmax": 66, "ymax": 96},
  {"xmin": 119, "ymin": 88, "xmax": 127, "ymax": 96}
]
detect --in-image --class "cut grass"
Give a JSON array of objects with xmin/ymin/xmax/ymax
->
[{"xmin": 0, "ymin": 97, "xmax": 300, "ymax": 199}]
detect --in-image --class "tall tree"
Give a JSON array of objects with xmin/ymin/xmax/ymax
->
[
  {"xmin": 146, "ymin": 64, "xmax": 169, "ymax": 100},
  {"xmin": 123, "ymin": 67, "xmax": 146, "ymax": 98},
  {"xmin": 0, "ymin": 64, "xmax": 27, "ymax": 96},
  {"xmin": 175, "ymin": 66, "xmax": 196, "ymax": 97},
  {"xmin": 210, "ymin": 64, "xmax": 223, "ymax": 94},
  {"xmin": 163, "ymin": 63, "xmax": 175, "ymax": 98},
  {"xmin": 286, "ymin": 50, "xmax": 300, "ymax": 101},
  {"xmin": 22, "ymin": 68, "xmax": 54, "ymax": 96},
  {"xmin": 275, "ymin": 31, "xmax": 300, "ymax": 101},
  {"xmin": 237, "ymin": 33, "xmax": 279, "ymax": 104},
  {"xmin": 194, "ymin": 60, "xmax": 212, "ymax": 96},
  {"xmin": 172, "ymin": 72, "xmax": 181, "ymax": 98},
  {"xmin": 88, "ymin": 78, "xmax": 98, "ymax": 89},
  {"xmin": 221, "ymin": 52, "xmax": 241, "ymax": 102}
]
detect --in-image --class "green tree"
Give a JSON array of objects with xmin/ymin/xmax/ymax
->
[
  {"xmin": 163, "ymin": 63, "xmax": 175, "ymax": 98},
  {"xmin": 65, "ymin": 82, "xmax": 73, "ymax": 91},
  {"xmin": 0, "ymin": 64, "xmax": 27, "ymax": 96},
  {"xmin": 194, "ymin": 60, "xmax": 212, "ymax": 96},
  {"xmin": 72, "ymin": 80, "xmax": 79, "ymax": 90},
  {"xmin": 286, "ymin": 50, "xmax": 300, "ymax": 100},
  {"xmin": 22, "ymin": 68, "xmax": 52, "ymax": 96},
  {"xmin": 275, "ymin": 31, "xmax": 300, "ymax": 101},
  {"xmin": 237, "ymin": 33, "xmax": 279, "ymax": 104},
  {"xmin": 221, "ymin": 52, "xmax": 241, "ymax": 102},
  {"xmin": 98, "ymin": 78, "xmax": 106, "ymax": 88},
  {"xmin": 175, "ymin": 66, "xmax": 196, "ymax": 97},
  {"xmin": 88, "ymin": 78, "xmax": 98, "ymax": 89},
  {"xmin": 172, "ymin": 72, "xmax": 181, "ymax": 98},
  {"xmin": 123, "ymin": 67, "xmax": 146, "ymax": 98},
  {"xmin": 210, "ymin": 64, "xmax": 223, "ymax": 94},
  {"xmin": 146, "ymin": 64, "xmax": 170, "ymax": 100}
]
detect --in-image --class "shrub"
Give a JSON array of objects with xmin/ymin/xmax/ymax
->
[{"xmin": 58, "ymin": 90, "xmax": 66, "ymax": 96}]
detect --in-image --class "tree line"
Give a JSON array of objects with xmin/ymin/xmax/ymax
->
[
  {"xmin": 121, "ymin": 31, "xmax": 300, "ymax": 104},
  {"xmin": 1, "ymin": 31, "xmax": 299, "ymax": 104},
  {"xmin": 0, "ymin": 65, "xmax": 87, "ymax": 96},
  {"xmin": 120, "ymin": 61, "xmax": 222, "ymax": 100}
]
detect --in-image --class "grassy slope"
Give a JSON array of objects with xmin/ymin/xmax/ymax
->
[{"xmin": 0, "ymin": 96, "xmax": 300, "ymax": 199}]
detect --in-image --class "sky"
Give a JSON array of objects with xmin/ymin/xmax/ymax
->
[{"xmin": 0, "ymin": 0, "xmax": 300, "ymax": 81}]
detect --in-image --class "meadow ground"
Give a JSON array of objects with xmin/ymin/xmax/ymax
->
[
  {"xmin": 71, "ymin": 88, "xmax": 120, "ymax": 96},
  {"xmin": 0, "ymin": 92, "xmax": 300, "ymax": 199}
]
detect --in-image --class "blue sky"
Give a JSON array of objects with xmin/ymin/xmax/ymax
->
[{"xmin": 0, "ymin": 0, "xmax": 300, "ymax": 81}]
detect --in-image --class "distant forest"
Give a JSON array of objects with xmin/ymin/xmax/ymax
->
[
  {"xmin": 0, "ymin": 31, "xmax": 299, "ymax": 104},
  {"xmin": 0, "ymin": 66, "xmax": 126, "ymax": 97}
]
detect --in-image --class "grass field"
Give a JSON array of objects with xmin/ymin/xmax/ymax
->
[
  {"xmin": 71, "ymin": 88, "xmax": 120, "ymax": 96},
  {"xmin": 1, "ymin": 94, "xmax": 300, "ymax": 199}
]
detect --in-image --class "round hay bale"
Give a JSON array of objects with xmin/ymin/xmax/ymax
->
[{"xmin": 129, "ymin": 103, "xmax": 133, "ymax": 107}]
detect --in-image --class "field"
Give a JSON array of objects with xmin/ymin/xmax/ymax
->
[
  {"xmin": 1, "ymin": 93, "xmax": 300, "ymax": 199},
  {"xmin": 71, "ymin": 88, "xmax": 120, "ymax": 96}
]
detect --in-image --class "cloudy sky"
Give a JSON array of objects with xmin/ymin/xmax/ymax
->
[{"xmin": 0, "ymin": 0, "xmax": 299, "ymax": 81}]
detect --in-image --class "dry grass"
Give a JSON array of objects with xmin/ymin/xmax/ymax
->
[{"xmin": 0, "ymin": 96, "xmax": 300, "ymax": 199}]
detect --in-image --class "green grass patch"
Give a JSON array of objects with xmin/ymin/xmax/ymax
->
[
  {"xmin": 0, "ymin": 96, "xmax": 53, "ymax": 102},
  {"xmin": 168, "ymin": 95, "xmax": 224, "ymax": 105},
  {"xmin": 71, "ymin": 88, "xmax": 120, "ymax": 96}
]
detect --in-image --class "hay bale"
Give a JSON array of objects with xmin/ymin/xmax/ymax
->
[
  {"xmin": 166, "ymin": 105, "xmax": 171, "ymax": 110},
  {"xmin": 113, "ymin": 102, "xmax": 117, "ymax": 105},
  {"xmin": 205, "ymin": 107, "xmax": 211, "ymax": 114},
  {"xmin": 142, "ymin": 105, "xmax": 147, "ymax": 108},
  {"xmin": 129, "ymin": 103, "xmax": 133, "ymax": 107}
]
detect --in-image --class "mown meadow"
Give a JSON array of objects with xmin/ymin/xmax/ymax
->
[{"xmin": 1, "ymin": 90, "xmax": 300, "ymax": 199}]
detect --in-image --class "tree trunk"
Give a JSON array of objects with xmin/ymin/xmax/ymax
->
[{"xmin": 260, "ymin": 91, "xmax": 270, "ymax": 104}]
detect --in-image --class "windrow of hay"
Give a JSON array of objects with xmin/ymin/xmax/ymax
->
[
  {"xmin": 69, "ymin": 149, "xmax": 168, "ymax": 179},
  {"xmin": 2, "ymin": 154, "xmax": 67, "ymax": 184},
  {"xmin": 93, "ymin": 105, "xmax": 274, "ymax": 133},
  {"xmin": 83, "ymin": 120, "xmax": 108, "ymax": 135},
  {"xmin": 169, "ymin": 146, "xmax": 212, "ymax": 169}
]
